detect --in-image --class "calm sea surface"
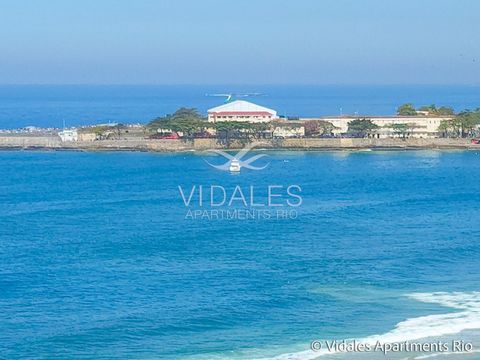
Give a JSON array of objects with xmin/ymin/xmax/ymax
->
[
  {"xmin": 1, "ymin": 150, "xmax": 480, "ymax": 359},
  {"xmin": 1, "ymin": 85, "xmax": 480, "ymax": 129}
]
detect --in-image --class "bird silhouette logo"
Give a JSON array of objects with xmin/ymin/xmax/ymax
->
[{"xmin": 204, "ymin": 143, "xmax": 269, "ymax": 172}]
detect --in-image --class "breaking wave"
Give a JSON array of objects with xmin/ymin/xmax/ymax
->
[{"xmin": 256, "ymin": 291, "xmax": 480, "ymax": 360}]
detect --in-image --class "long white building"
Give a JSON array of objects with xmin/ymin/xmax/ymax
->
[
  {"xmin": 208, "ymin": 100, "xmax": 278, "ymax": 123},
  {"xmin": 302, "ymin": 115, "xmax": 454, "ymax": 138}
]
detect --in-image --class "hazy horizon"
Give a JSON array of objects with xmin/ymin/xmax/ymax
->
[
  {"xmin": 1, "ymin": 83, "xmax": 480, "ymax": 86},
  {"xmin": 1, "ymin": 0, "xmax": 479, "ymax": 85}
]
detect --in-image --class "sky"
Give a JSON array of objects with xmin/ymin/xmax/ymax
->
[{"xmin": 0, "ymin": 0, "xmax": 479, "ymax": 85}]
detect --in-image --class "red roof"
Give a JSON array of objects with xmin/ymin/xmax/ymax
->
[{"xmin": 209, "ymin": 111, "xmax": 273, "ymax": 116}]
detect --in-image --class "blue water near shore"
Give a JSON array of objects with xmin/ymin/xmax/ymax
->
[
  {"xmin": 1, "ymin": 85, "xmax": 480, "ymax": 129},
  {"xmin": 1, "ymin": 150, "xmax": 480, "ymax": 359}
]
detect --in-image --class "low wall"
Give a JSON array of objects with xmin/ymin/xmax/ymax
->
[
  {"xmin": 0, "ymin": 137, "xmax": 193, "ymax": 151},
  {"xmin": 280, "ymin": 137, "xmax": 474, "ymax": 149},
  {"xmin": 0, "ymin": 136, "xmax": 477, "ymax": 151},
  {"xmin": 0, "ymin": 136, "xmax": 62, "ymax": 148}
]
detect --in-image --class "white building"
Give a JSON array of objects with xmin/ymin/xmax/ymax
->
[
  {"xmin": 208, "ymin": 100, "xmax": 278, "ymax": 123},
  {"xmin": 302, "ymin": 116, "xmax": 454, "ymax": 138},
  {"xmin": 58, "ymin": 129, "xmax": 78, "ymax": 142}
]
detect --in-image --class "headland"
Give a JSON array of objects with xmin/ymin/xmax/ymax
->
[{"xmin": 1, "ymin": 100, "xmax": 479, "ymax": 152}]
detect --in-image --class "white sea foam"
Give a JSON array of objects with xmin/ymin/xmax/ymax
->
[
  {"xmin": 255, "ymin": 291, "xmax": 480, "ymax": 360},
  {"xmin": 414, "ymin": 350, "xmax": 480, "ymax": 359}
]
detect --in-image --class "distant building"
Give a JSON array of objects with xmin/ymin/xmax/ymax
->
[
  {"xmin": 58, "ymin": 129, "xmax": 78, "ymax": 142},
  {"xmin": 208, "ymin": 100, "xmax": 278, "ymax": 123},
  {"xmin": 415, "ymin": 110, "xmax": 430, "ymax": 116},
  {"xmin": 301, "ymin": 115, "xmax": 454, "ymax": 138},
  {"xmin": 24, "ymin": 126, "xmax": 40, "ymax": 132}
]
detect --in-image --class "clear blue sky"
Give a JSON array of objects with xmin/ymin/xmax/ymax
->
[{"xmin": 1, "ymin": 0, "xmax": 479, "ymax": 84}]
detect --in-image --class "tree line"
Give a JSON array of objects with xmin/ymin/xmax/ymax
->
[
  {"xmin": 144, "ymin": 105, "xmax": 480, "ymax": 141},
  {"xmin": 438, "ymin": 110, "xmax": 480, "ymax": 138},
  {"xmin": 148, "ymin": 108, "xmax": 270, "ymax": 143},
  {"xmin": 396, "ymin": 103, "xmax": 480, "ymax": 138},
  {"xmin": 397, "ymin": 103, "xmax": 455, "ymax": 116}
]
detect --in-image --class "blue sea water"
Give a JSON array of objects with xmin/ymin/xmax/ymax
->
[
  {"xmin": 1, "ymin": 85, "xmax": 480, "ymax": 129},
  {"xmin": 1, "ymin": 150, "xmax": 480, "ymax": 359}
]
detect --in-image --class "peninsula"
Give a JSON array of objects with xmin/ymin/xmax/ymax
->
[{"xmin": 1, "ymin": 101, "xmax": 479, "ymax": 151}]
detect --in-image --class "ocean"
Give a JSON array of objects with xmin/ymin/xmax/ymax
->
[
  {"xmin": 1, "ymin": 149, "xmax": 480, "ymax": 359},
  {"xmin": 1, "ymin": 85, "xmax": 480, "ymax": 129}
]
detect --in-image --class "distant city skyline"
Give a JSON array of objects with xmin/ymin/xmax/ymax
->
[{"xmin": 1, "ymin": 0, "xmax": 479, "ymax": 85}]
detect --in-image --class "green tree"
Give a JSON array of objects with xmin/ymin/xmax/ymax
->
[
  {"xmin": 397, "ymin": 103, "xmax": 418, "ymax": 116},
  {"xmin": 148, "ymin": 108, "xmax": 207, "ymax": 138},
  {"xmin": 304, "ymin": 120, "xmax": 337, "ymax": 137},
  {"xmin": 215, "ymin": 121, "xmax": 243, "ymax": 145},
  {"xmin": 419, "ymin": 104, "xmax": 455, "ymax": 116},
  {"xmin": 455, "ymin": 110, "xmax": 480, "ymax": 137},
  {"xmin": 384, "ymin": 123, "xmax": 417, "ymax": 139},
  {"xmin": 438, "ymin": 120, "xmax": 452, "ymax": 137},
  {"xmin": 347, "ymin": 118, "xmax": 379, "ymax": 138},
  {"xmin": 80, "ymin": 124, "xmax": 125, "ymax": 140},
  {"xmin": 436, "ymin": 106, "xmax": 455, "ymax": 116},
  {"xmin": 418, "ymin": 104, "xmax": 437, "ymax": 114},
  {"xmin": 437, "ymin": 110, "xmax": 480, "ymax": 138}
]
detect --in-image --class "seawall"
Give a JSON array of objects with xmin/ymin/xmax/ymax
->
[{"xmin": 0, "ymin": 136, "xmax": 477, "ymax": 152}]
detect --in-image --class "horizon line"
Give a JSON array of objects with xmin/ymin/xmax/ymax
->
[{"xmin": 1, "ymin": 83, "xmax": 480, "ymax": 87}]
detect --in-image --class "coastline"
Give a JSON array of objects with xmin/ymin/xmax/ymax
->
[{"xmin": 0, "ymin": 136, "xmax": 478, "ymax": 152}]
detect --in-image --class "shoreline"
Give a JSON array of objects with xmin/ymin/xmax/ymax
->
[
  {"xmin": 0, "ymin": 136, "xmax": 478, "ymax": 153},
  {"xmin": 0, "ymin": 146, "xmax": 478, "ymax": 153}
]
